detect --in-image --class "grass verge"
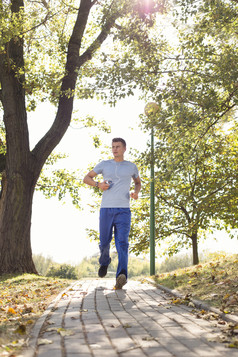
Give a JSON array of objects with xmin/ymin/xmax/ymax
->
[
  {"xmin": 0, "ymin": 274, "xmax": 72, "ymax": 356},
  {"xmin": 149, "ymin": 253, "xmax": 238, "ymax": 349},
  {"xmin": 151, "ymin": 253, "xmax": 238, "ymax": 315}
]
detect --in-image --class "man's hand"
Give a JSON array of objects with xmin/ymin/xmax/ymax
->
[
  {"xmin": 130, "ymin": 192, "xmax": 139, "ymax": 200},
  {"xmin": 83, "ymin": 171, "xmax": 110, "ymax": 191},
  {"xmin": 99, "ymin": 181, "xmax": 110, "ymax": 191}
]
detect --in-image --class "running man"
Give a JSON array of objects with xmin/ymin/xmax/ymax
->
[{"xmin": 83, "ymin": 138, "xmax": 141, "ymax": 289}]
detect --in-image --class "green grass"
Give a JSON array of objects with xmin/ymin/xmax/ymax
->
[
  {"xmin": 0, "ymin": 274, "xmax": 71, "ymax": 356},
  {"xmin": 151, "ymin": 253, "xmax": 238, "ymax": 315}
]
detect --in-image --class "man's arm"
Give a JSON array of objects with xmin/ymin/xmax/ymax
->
[
  {"xmin": 83, "ymin": 170, "xmax": 109, "ymax": 191},
  {"xmin": 130, "ymin": 176, "xmax": 141, "ymax": 200}
]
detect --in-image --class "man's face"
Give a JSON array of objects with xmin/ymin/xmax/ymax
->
[{"xmin": 112, "ymin": 141, "xmax": 126, "ymax": 158}]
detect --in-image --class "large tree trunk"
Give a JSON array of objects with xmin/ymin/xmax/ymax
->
[
  {"xmin": 0, "ymin": 0, "xmax": 37, "ymax": 274},
  {"xmin": 0, "ymin": 172, "xmax": 37, "ymax": 274},
  {"xmin": 191, "ymin": 232, "xmax": 199, "ymax": 265}
]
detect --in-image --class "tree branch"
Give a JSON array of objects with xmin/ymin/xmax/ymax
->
[
  {"xmin": 32, "ymin": 0, "xmax": 123, "ymax": 175},
  {"xmin": 78, "ymin": 7, "xmax": 121, "ymax": 66},
  {"xmin": 192, "ymin": 103, "xmax": 237, "ymax": 152},
  {"xmin": 32, "ymin": 0, "xmax": 94, "ymax": 170}
]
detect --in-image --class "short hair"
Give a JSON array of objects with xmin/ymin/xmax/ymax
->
[{"xmin": 112, "ymin": 137, "xmax": 126, "ymax": 147}]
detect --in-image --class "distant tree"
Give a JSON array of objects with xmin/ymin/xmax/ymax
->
[
  {"xmin": 130, "ymin": 124, "xmax": 238, "ymax": 265},
  {"xmin": 33, "ymin": 254, "xmax": 54, "ymax": 276}
]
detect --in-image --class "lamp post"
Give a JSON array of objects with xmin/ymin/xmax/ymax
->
[
  {"xmin": 144, "ymin": 102, "xmax": 159, "ymax": 276},
  {"xmin": 150, "ymin": 124, "xmax": 155, "ymax": 275}
]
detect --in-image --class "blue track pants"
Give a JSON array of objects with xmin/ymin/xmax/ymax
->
[{"xmin": 99, "ymin": 208, "xmax": 131, "ymax": 279}]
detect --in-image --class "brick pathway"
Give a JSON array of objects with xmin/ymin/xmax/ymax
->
[{"xmin": 23, "ymin": 279, "xmax": 238, "ymax": 357}]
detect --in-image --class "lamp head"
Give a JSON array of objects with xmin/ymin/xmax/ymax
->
[{"xmin": 144, "ymin": 102, "xmax": 160, "ymax": 117}]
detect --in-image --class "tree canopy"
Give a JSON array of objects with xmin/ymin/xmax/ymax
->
[
  {"xmin": 129, "ymin": 0, "xmax": 238, "ymax": 263},
  {"xmin": 130, "ymin": 125, "xmax": 238, "ymax": 264}
]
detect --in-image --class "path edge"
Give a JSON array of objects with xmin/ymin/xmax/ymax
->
[
  {"xmin": 21, "ymin": 281, "xmax": 77, "ymax": 357},
  {"xmin": 145, "ymin": 277, "xmax": 238, "ymax": 325}
]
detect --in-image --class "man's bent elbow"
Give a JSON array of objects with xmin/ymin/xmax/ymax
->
[{"xmin": 83, "ymin": 175, "xmax": 89, "ymax": 184}]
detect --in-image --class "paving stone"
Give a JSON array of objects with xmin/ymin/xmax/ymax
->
[
  {"xmin": 162, "ymin": 342, "xmax": 198, "ymax": 356},
  {"xmin": 64, "ymin": 339, "xmax": 91, "ymax": 354},
  {"xmin": 142, "ymin": 346, "xmax": 174, "ymax": 357},
  {"xmin": 125, "ymin": 327, "xmax": 147, "ymax": 336},
  {"xmin": 67, "ymin": 354, "xmax": 91, "ymax": 357},
  {"xmin": 86, "ymin": 332, "xmax": 109, "ymax": 346},
  {"xmin": 120, "ymin": 347, "xmax": 147, "ymax": 357},
  {"xmin": 92, "ymin": 348, "xmax": 118, "ymax": 357},
  {"xmin": 37, "ymin": 348, "xmax": 62, "ymax": 357}
]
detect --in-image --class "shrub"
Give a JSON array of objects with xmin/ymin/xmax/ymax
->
[
  {"xmin": 158, "ymin": 253, "xmax": 193, "ymax": 273},
  {"xmin": 46, "ymin": 264, "xmax": 77, "ymax": 279}
]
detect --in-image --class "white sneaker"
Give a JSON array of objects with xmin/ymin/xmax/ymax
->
[{"xmin": 114, "ymin": 274, "xmax": 127, "ymax": 290}]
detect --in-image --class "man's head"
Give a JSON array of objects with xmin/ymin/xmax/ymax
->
[
  {"xmin": 112, "ymin": 138, "xmax": 126, "ymax": 147},
  {"xmin": 112, "ymin": 138, "xmax": 126, "ymax": 160}
]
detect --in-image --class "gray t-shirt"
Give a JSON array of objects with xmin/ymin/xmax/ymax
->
[{"xmin": 93, "ymin": 159, "xmax": 139, "ymax": 208}]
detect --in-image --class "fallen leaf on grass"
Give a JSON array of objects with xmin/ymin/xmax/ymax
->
[
  {"xmin": 208, "ymin": 335, "xmax": 230, "ymax": 343},
  {"xmin": 234, "ymin": 325, "xmax": 238, "ymax": 334},
  {"xmin": 7, "ymin": 307, "xmax": 17, "ymax": 314},
  {"xmin": 209, "ymin": 293, "xmax": 218, "ymax": 298},
  {"xmin": 171, "ymin": 298, "xmax": 182, "ymax": 304},
  {"xmin": 228, "ymin": 338, "xmax": 238, "ymax": 348},
  {"xmin": 22, "ymin": 306, "xmax": 33, "ymax": 314},
  {"xmin": 9, "ymin": 339, "xmax": 25, "ymax": 347},
  {"xmin": 223, "ymin": 323, "xmax": 238, "ymax": 334},
  {"xmin": 26, "ymin": 319, "xmax": 34, "ymax": 325},
  {"xmin": 14, "ymin": 324, "xmax": 26, "ymax": 335}
]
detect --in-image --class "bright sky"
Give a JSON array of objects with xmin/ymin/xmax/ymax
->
[{"xmin": 28, "ymin": 97, "xmax": 238, "ymax": 265}]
